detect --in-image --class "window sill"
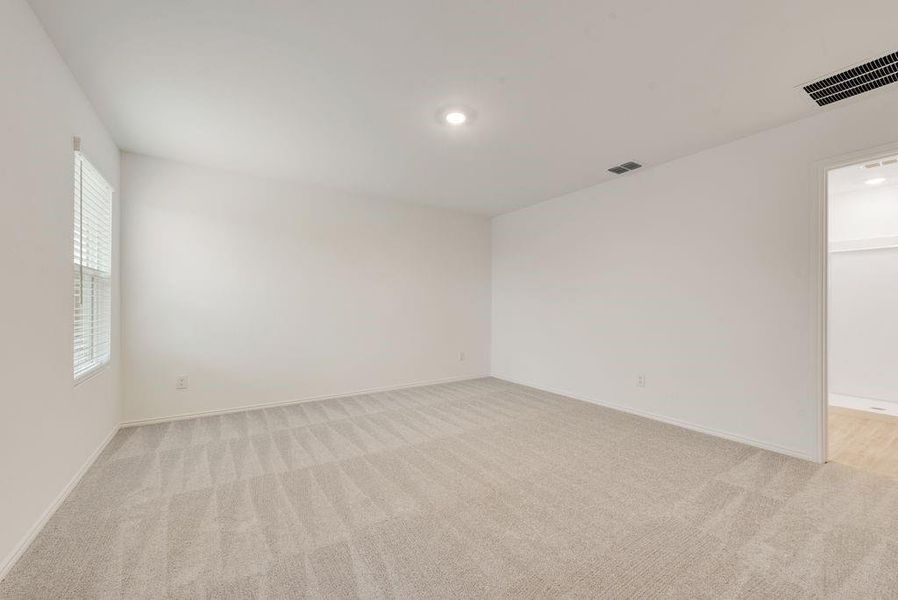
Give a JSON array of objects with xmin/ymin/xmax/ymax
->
[{"xmin": 74, "ymin": 362, "xmax": 110, "ymax": 387}]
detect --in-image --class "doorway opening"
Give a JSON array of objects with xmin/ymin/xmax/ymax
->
[{"xmin": 826, "ymin": 151, "xmax": 898, "ymax": 478}]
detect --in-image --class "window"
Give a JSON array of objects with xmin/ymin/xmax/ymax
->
[{"xmin": 73, "ymin": 150, "xmax": 113, "ymax": 381}]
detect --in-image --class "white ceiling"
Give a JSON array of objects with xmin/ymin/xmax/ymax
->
[{"xmin": 28, "ymin": 0, "xmax": 898, "ymax": 215}]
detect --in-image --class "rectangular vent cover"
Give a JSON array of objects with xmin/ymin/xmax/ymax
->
[
  {"xmin": 608, "ymin": 161, "xmax": 642, "ymax": 175},
  {"xmin": 804, "ymin": 51, "xmax": 898, "ymax": 106}
]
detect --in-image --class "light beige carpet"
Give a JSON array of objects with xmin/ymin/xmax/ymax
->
[{"xmin": 2, "ymin": 378, "xmax": 898, "ymax": 599}]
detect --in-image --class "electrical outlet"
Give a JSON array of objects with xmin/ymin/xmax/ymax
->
[
  {"xmin": 459, "ymin": 352, "xmax": 466, "ymax": 362},
  {"xmin": 636, "ymin": 374, "xmax": 646, "ymax": 388},
  {"xmin": 176, "ymin": 375, "xmax": 189, "ymax": 390}
]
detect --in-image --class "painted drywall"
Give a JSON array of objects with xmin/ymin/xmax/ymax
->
[
  {"xmin": 828, "ymin": 183, "xmax": 898, "ymax": 404},
  {"xmin": 0, "ymin": 0, "xmax": 120, "ymax": 575},
  {"xmin": 492, "ymin": 88, "xmax": 898, "ymax": 461},
  {"xmin": 120, "ymin": 153, "xmax": 491, "ymax": 422}
]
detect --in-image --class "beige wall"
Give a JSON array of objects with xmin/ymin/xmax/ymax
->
[
  {"xmin": 0, "ymin": 0, "xmax": 121, "ymax": 574},
  {"xmin": 120, "ymin": 153, "xmax": 491, "ymax": 423},
  {"xmin": 492, "ymin": 89, "xmax": 898, "ymax": 461}
]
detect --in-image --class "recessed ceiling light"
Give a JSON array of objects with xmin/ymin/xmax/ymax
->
[
  {"xmin": 444, "ymin": 111, "xmax": 467, "ymax": 125},
  {"xmin": 865, "ymin": 177, "xmax": 887, "ymax": 185}
]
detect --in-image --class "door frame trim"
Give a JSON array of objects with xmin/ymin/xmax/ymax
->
[{"xmin": 814, "ymin": 141, "xmax": 898, "ymax": 463}]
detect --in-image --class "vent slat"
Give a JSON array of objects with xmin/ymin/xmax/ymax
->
[
  {"xmin": 608, "ymin": 161, "xmax": 642, "ymax": 175},
  {"xmin": 809, "ymin": 62, "xmax": 898, "ymax": 100},
  {"xmin": 803, "ymin": 51, "xmax": 898, "ymax": 92},
  {"xmin": 803, "ymin": 51, "xmax": 898, "ymax": 106},
  {"xmin": 816, "ymin": 71, "xmax": 898, "ymax": 106}
]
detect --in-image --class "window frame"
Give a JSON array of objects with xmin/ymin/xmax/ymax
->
[{"xmin": 73, "ymin": 148, "xmax": 114, "ymax": 384}]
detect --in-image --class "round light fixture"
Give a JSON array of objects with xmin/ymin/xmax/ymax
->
[
  {"xmin": 444, "ymin": 111, "xmax": 467, "ymax": 125},
  {"xmin": 865, "ymin": 177, "xmax": 887, "ymax": 186}
]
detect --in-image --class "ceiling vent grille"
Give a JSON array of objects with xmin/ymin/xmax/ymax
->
[
  {"xmin": 608, "ymin": 161, "xmax": 642, "ymax": 175},
  {"xmin": 803, "ymin": 51, "xmax": 898, "ymax": 106}
]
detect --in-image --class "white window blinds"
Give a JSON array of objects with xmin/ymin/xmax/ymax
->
[{"xmin": 74, "ymin": 151, "xmax": 113, "ymax": 381}]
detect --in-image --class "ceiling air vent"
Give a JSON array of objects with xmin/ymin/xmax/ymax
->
[
  {"xmin": 803, "ymin": 51, "xmax": 898, "ymax": 106},
  {"xmin": 608, "ymin": 161, "xmax": 642, "ymax": 175}
]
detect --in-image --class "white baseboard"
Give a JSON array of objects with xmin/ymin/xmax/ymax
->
[
  {"xmin": 0, "ymin": 423, "xmax": 120, "ymax": 582},
  {"xmin": 493, "ymin": 374, "xmax": 816, "ymax": 462},
  {"xmin": 121, "ymin": 374, "xmax": 491, "ymax": 428},
  {"xmin": 829, "ymin": 392, "xmax": 898, "ymax": 417}
]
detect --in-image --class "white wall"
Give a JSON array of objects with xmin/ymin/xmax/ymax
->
[
  {"xmin": 121, "ymin": 153, "xmax": 491, "ymax": 422},
  {"xmin": 829, "ymin": 183, "xmax": 898, "ymax": 242},
  {"xmin": 0, "ymin": 0, "xmax": 120, "ymax": 574},
  {"xmin": 492, "ymin": 89, "xmax": 898, "ymax": 461},
  {"xmin": 828, "ymin": 183, "xmax": 898, "ymax": 403}
]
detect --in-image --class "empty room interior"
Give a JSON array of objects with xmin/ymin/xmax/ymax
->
[{"xmin": 5, "ymin": 0, "xmax": 898, "ymax": 597}]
